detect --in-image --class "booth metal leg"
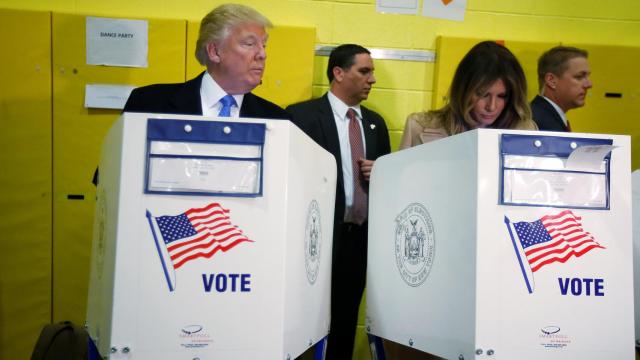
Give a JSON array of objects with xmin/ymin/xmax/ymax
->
[
  {"xmin": 313, "ymin": 336, "xmax": 328, "ymax": 360},
  {"xmin": 368, "ymin": 334, "xmax": 386, "ymax": 360}
]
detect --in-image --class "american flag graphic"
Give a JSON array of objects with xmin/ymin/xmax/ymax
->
[
  {"xmin": 149, "ymin": 203, "xmax": 253, "ymax": 271},
  {"xmin": 512, "ymin": 210, "xmax": 604, "ymax": 273}
]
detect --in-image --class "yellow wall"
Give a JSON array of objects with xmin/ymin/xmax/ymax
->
[
  {"xmin": 2, "ymin": 1, "xmax": 640, "ymax": 359},
  {"xmin": 0, "ymin": 9, "xmax": 52, "ymax": 360},
  {"xmin": 5, "ymin": 0, "xmax": 640, "ymax": 151}
]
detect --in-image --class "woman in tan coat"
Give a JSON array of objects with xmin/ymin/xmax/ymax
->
[{"xmin": 400, "ymin": 41, "xmax": 537, "ymax": 150}]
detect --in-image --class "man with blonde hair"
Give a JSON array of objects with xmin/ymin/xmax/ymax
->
[
  {"xmin": 531, "ymin": 46, "xmax": 592, "ymax": 132},
  {"xmin": 124, "ymin": 3, "xmax": 288, "ymax": 119}
]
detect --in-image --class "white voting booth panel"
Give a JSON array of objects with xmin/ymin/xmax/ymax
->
[
  {"xmin": 367, "ymin": 129, "xmax": 633, "ymax": 359},
  {"xmin": 87, "ymin": 112, "xmax": 336, "ymax": 359},
  {"xmin": 633, "ymin": 170, "xmax": 640, "ymax": 346}
]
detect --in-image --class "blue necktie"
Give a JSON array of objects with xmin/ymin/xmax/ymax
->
[{"xmin": 218, "ymin": 94, "xmax": 236, "ymax": 117}]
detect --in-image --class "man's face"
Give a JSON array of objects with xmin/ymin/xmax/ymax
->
[
  {"xmin": 551, "ymin": 57, "xmax": 592, "ymax": 111},
  {"xmin": 208, "ymin": 22, "xmax": 267, "ymax": 94},
  {"xmin": 335, "ymin": 53, "xmax": 376, "ymax": 106}
]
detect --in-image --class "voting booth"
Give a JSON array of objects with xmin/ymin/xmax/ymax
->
[
  {"xmin": 86, "ymin": 112, "xmax": 336, "ymax": 359},
  {"xmin": 633, "ymin": 170, "xmax": 640, "ymax": 347},
  {"xmin": 367, "ymin": 129, "xmax": 633, "ymax": 359}
]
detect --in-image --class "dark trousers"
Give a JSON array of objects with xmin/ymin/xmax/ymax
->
[{"xmin": 326, "ymin": 222, "xmax": 368, "ymax": 360}]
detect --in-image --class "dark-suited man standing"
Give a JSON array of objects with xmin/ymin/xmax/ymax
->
[
  {"xmin": 531, "ymin": 46, "xmax": 592, "ymax": 132},
  {"xmin": 287, "ymin": 44, "xmax": 391, "ymax": 359},
  {"xmin": 123, "ymin": 3, "xmax": 288, "ymax": 120}
]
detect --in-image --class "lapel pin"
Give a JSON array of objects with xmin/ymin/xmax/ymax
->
[{"xmin": 370, "ymin": 124, "xmax": 376, "ymax": 130}]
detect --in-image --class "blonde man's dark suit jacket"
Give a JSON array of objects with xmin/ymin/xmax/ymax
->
[
  {"xmin": 123, "ymin": 71, "xmax": 290, "ymax": 120},
  {"xmin": 530, "ymin": 95, "xmax": 568, "ymax": 132},
  {"xmin": 93, "ymin": 72, "xmax": 288, "ymax": 186}
]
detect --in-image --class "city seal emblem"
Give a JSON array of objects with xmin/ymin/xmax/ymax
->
[
  {"xmin": 304, "ymin": 200, "xmax": 322, "ymax": 284},
  {"xmin": 395, "ymin": 203, "xmax": 435, "ymax": 287}
]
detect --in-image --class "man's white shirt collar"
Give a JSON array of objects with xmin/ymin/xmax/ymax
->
[
  {"xmin": 200, "ymin": 72, "xmax": 244, "ymax": 117},
  {"xmin": 328, "ymin": 91, "xmax": 362, "ymax": 120}
]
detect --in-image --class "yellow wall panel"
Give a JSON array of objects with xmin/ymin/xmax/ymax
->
[
  {"xmin": 433, "ymin": 36, "xmax": 554, "ymax": 109},
  {"xmin": 254, "ymin": 26, "xmax": 315, "ymax": 107},
  {"xmin": 375, "ymin": 60, "xmax": 434, "ymax": 92},
  {"xmin": 333, "ymin": 4, "xmax": 420, "ymax": 49},
  {"xmin": 260, "ymin": 1, "xmax": 333, "ymax": 42},
  {"xmin": 52, "ymin": 12, "xmax": 187, "ymax": 324},
  {"xmin": 322, "ymin": 10, "xmax": 640, "ymax": 51},
  {"xmin": 438, "ymin": 12, "xmax": 640, "ymax": 47},
  {"xmin": 388, "ymin": 131, "xmax": 404, "ymax": 152},
  {"xmin": 311, "ymin": 85, "xmax": 326, "ymax": 101},
  {"xmin": 470, "ymin": 0, "xmax": 535, "ymax": 13},
  {"xmin": 185, "ymin": 20, "xmax": 200, "ymax": 79},
  {"xmin": 365, "ymin": 88, "xmax": 431, "ymax": 131},
  {"xmin": 569, "ymin": 44, "xmax": 640, "ymax": 169},
  {"xmin": 5, "ymin": 1, "xmax": 640, "ymax": 49},
  {"xmin": 0, "ymin": 8, "xmax": 52, "ymax": 360},
  {"xmin": 313, "ymin": 56, "xmax": 330, "ymax": 87},
  {"xmin": 186, "ymin": 21, "xmax": 315, "ymax": 108},
  {"xmin": 530, "ymin": 0, "xmax": 640, "ymax": 20},
  {"xmin": 471, "ymin": 0, "xmax": 640, "ymax": 19}
]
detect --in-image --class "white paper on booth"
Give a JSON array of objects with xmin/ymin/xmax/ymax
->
[
  {"xmin": 86, "ymin": 16, "xmax": 148, "ymax": 67},
  {"xmin": 504, "ymin": 170, "xmax": 607, "ymax": 208},
  {"xmin": 565, "ymin": 145, "xmax": 615, "ymax": 172},
  {"xmin": 84, "ymin": 84, "xmax": 135, "ymax": 109},
  {"xmin": 150, "ymin": 141, "xmax": 261, "ymax": 158},
  {"xmin": 502, "ymin": 146, "xmax": 611, "ymax": 207},
  {"xmin": 148, "ymin": 158, "xmax": 260, "ymax": 194}
]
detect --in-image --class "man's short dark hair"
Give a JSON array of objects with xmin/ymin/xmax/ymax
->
[
  {"xmin": 537, "ymin": 46, "xmax": 589, "ymax": 91},
  {"xmin": 327, "ymin": 44, "xmax": 371, "ymax": 82}
]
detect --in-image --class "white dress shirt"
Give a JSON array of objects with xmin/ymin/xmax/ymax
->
[
  {"xmin": 327, "ymin": 91, "xmax": 367, "ymax": 219},
  {"xmin": 200, "ymin": 72, "xmax": 244, "ymax": 118}
]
